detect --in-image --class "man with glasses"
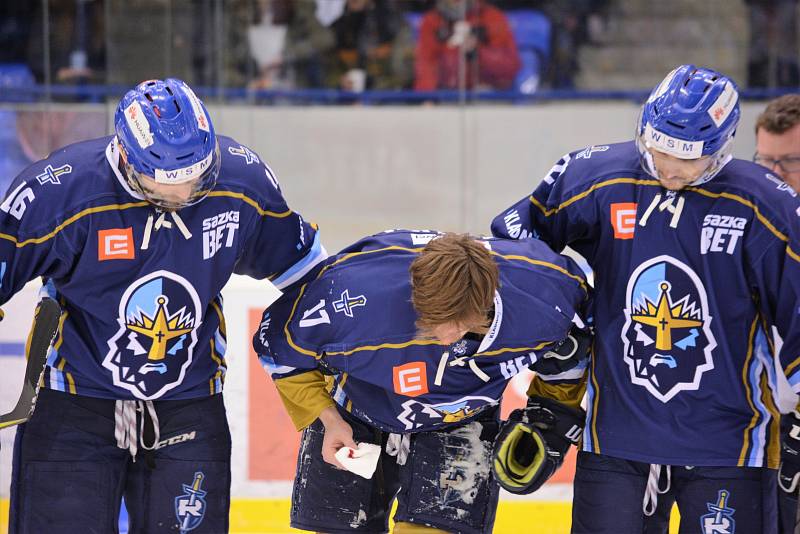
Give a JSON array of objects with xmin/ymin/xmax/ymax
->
[
  {"xmin": 754, "ymin": 94, "xmax": 800, "ymax": 193},
  {"xmin": 754, "ymin": 94, "xmax": 800, "ymax": 534}
]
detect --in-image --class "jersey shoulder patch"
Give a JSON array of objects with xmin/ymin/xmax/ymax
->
[
  {"xmin": 545, "ymin": 141, "xmax": 642, "ymax": 193},
  {"xmin": 715, "ymin": 159, "xmax": 800, "ymax": 230},
  {"xmin": 3, "ymin": 136, "xmax": 118, "ymax": 233},
  {"xmin": 291, "ymin": 247, "xmax": 417, "ymax": 352},
  {"xmin": 215, "ymin": 135, "xmax": 285, "ymax": 209}
]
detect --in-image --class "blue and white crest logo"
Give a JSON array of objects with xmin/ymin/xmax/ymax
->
[
  {"xmin": 104, "ymin": 271, "xmax": 201, "ymax": 400},
  {"xmin": 175, "ymin": 472, "xmax": 207, "ymax": 533},
  {"xmin": 700, "ymin": 489, "xmax": 735, "ymax": 534},
  {"xmin": 621, "ymin": 255, "xmax": 716, "ymax": 402}
]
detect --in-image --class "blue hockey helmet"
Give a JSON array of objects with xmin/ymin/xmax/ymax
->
[
  {"xmin": 636, "ymin": 65, "xmax": 740, "ymax": 186},
  {"xmin": 114, "ymin": 78, "xmax": 220, "ymax": 210}
]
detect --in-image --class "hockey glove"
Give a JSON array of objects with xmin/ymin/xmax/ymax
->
[
  {"xmin": 492, "ymin": 396, "xmax": 585, "ymax": 495},
  {"xmin": 530, "ymin": 326, "xmax": 592, "ymax": 376},
  {"xmin": 779, "ymin": 411, "xmax": 800, "ymax": 494}
]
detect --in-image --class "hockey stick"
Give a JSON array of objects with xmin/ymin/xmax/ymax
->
[{"xmin": 0, "ymin": 298, "xmax": 60, "ymax": 429}]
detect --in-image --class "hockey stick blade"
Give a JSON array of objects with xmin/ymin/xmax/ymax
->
[{"xmin": 0, "ymin": 298, "xmax": 61, "ymax": 429}]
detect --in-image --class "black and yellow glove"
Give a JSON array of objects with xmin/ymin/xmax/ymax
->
[
  {"xmin": 779, "ymin": 411, "xmax": 800, "ymax": 494},
  {"xmin": 491, "ymin": 396, "xmax": 585, "ymax": 494}
]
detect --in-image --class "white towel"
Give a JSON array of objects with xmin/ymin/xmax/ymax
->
[{"xmin": 334, "ymin": 442, "xmax": 381, "ymax": 479}]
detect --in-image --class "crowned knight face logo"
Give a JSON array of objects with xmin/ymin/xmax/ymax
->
[
  {"xmin": 621, "ymin": 255, "xmax": 717, "ymax": 402},
  {"xmin": 104, "ymin": 270, "xmax": 202, "ymax": 400}
]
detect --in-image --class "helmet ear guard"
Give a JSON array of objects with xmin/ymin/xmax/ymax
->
[{"xmin": 492, "ymin": 397, "xmax": 585, "ymax": 495}]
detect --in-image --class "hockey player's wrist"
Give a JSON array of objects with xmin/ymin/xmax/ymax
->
[{"xmin": 318, "ymin": 405, "xmax": 344, "ymax": 429}]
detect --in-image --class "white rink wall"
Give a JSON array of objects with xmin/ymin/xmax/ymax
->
[{"xmin": 0, "ymin": 101, "xmax": 770, "ymax": 499}]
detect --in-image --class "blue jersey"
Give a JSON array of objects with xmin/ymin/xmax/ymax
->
[
  {"xmin": 492, "ymin": 141, "xmax": 800, "ymax": 468},
  {"xmin": 256, "ymin": 230, "xmax": 589, "ymax": 433},
  {"xmin": 0, "ymin": 135, "xmax": 326, "ymax": 401}
]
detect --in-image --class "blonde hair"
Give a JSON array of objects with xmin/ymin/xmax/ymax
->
[{"xmin": 409, "ymin": 233, "xmax": 499, "ymax": 336}]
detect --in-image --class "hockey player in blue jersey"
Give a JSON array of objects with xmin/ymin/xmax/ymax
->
[
  {"xmin": 492, "ymin": 65, "xmax": 800, "ymax": 533},
  {"xmin": 3, "ymin": 78, "xmax": 326, "ymax": 533},
  {"xmin": 754, "ymin": 94, "xmax": 800, "ymax": 534},
  {"xmin": 254, "ymin": 230, "xmax": 591, "ymax": 534}
]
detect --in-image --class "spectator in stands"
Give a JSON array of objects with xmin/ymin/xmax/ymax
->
[
  {"xmin": 277, "ymin": 0, "xmax": 335, "ymax": 88},
  {"xmin": 534, "ymin": 0, "xmax": 609, "ymax": 89},
  {"xmin": 0, "ymin": 1, "xmax": 36, "ymax": 65},
  {"xmin": 328, "ymin": 0, "xmax": 415, "ymax": 91},
  {"xmin": 754, "ymin": 94, "xmax": 800, "ymax": 192},
  {"xmin": 400, "ymin": 0, "xmax": 436, "ymax": 13},
  {"xmin": 247, "ymin": 0, "xmax": 291, "ymax": 90},
  {"xmin": 315, "ymin": 0, "xmax": 346, "ymax": 27},
  {"xmin": 192, "ymin": 0, "xmax": 259, "ymax": 89},
  {"xmin": 414, "ymin": 0, "xmax": 520, "ymax": 91},
  {"xmin": 26, "ymin": 0, "xmax": 105, "ymax": 87},
  {"xmin": 745, "ymin": 0, "xmax": 800, "ymax": 88},
  {"xmin": 249, "ymin": 0, "xmax": 335, "ymax": 90}
]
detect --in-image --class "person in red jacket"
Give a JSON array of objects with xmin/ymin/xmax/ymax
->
[{"xmin": 414, "ymin": 0, "xmax": 521, "ymax": 91}]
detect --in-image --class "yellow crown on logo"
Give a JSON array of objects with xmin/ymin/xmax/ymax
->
[
  {"xmin": 127, "ymin": 296, "xmax": 193, "ymax": 361},
  {"xmin": 631, "ymin": 283, "xmax": 702, "ymax": 351}
]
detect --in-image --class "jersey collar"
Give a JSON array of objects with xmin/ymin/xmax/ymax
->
[
  {"xmin": 476, "ymin": 290, "xmax": 503, "ymax": 354},
  {"xmin": 105, "ymin": 137, "xmax": 145, "ymax": 201}
]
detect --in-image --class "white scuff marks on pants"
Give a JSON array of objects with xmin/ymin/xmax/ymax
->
[
  {"xmin": 349, "ymin": 509, "xmax": 368, "ymax": 528},
  {"xmin": 438, "ymin": 421, "xmax": 491, "ymax": 507},
  {"xmin": 296, "ymin": 426, "xmax": 314, "ymax": 491}
]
